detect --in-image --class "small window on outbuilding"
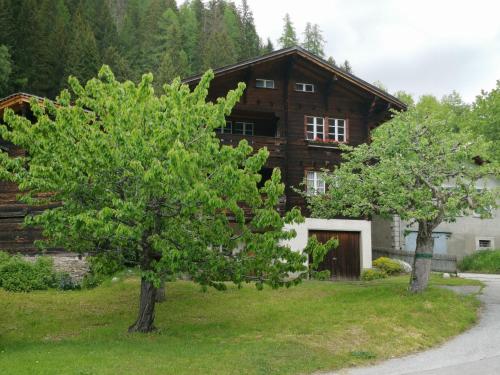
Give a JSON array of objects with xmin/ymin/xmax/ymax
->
[
  {"xmin": 476, "ymin": 237, "xmax": 494, "ymax": 250},
  {"xmin": 256, "ymin": 79, "xmax": 275, "ymax": 89}
]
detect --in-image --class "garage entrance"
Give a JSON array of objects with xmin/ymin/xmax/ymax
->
[{"xmin": 309, "ymin": 230, "xmax": 361, "ymax": 280}]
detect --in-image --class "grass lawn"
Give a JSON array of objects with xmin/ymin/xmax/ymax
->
[{"xmin": 0, "ymin": 274, "xmax": 481, "ymax": 375}]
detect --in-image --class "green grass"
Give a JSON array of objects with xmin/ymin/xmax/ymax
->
[
  {"xmin": 0, "ymin": 274, "xmax": 481, "ymax": 375},
  {"xmin": 459, "ymin": 250, "xmax": 500, "ymax": 274}
]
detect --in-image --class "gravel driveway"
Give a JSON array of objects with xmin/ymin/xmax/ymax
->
[{"xmin": 325, "ymin": 273, "xmax": 500, "ymax": 375}]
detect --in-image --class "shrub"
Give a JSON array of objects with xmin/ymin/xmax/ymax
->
[
  {"xmin": 0, "ymin": 250, "xmax": 11, "ymax": 265},
  {"xmin": 82, "ymin": 252, "xmax": 125, "ymax": 289},
  {"xmin": 0, "ymin": 255, "xmax": 57, "ymax": 292},
  {"xmin": 458, "ymin": 250, "xmax": 500, "ymax": 274},
  {"xmin": 361, "ymin": 268, "xmax": 387, "ymax": 281},
  {"xmin": 372, "ymin": 257, "xmax": 404, "ymax": 275}
]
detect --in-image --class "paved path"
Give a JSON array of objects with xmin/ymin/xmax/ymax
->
[{"xmin": 326, "ymin": 273, "xmax": 500, "ymax": 375}]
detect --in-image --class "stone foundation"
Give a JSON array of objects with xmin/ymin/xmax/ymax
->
[{"xmin": 24, "ymin": 253, "xmax": 89, "ymax": 282}]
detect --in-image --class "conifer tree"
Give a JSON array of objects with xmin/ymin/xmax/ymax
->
[
  {"xmin": 302, "ymin": 23, "xmax": 325, "ymax": 57},
  {"xmin": 339, "ymin": 60, "xmax": 353, "ymax": 73},
  {"xmin": 179, "ymin": 2, "xmax": 200, "ymax": 74},
  {"xmin": 0, "ymin": 0, "xmax": 15, "ymax": 49},
  {"xmin": 278, "ymin": 13, "xmax": 298, "ymax": 48},
  {"xmin": 0, "ymin": 45, "xmax": 12, "ymax": 97},
  {"xmin": 238, "ymin": 0, "xmax": 260, "ymax": 59},
  {"xmin": 63, "ymin": 10, "xmax": 101, "ymax": 86},
  {"xmin": 261, "ymin": 38, "xmax": 274, "ymax": 55}
]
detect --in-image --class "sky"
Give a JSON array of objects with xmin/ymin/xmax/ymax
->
[{"xmin": 236, "ymin": 0, "xmax": 500, "ymax": 103}]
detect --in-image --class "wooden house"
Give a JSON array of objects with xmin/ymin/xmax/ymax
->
[
  {"xmin": 183, "ymin": 47, "xmax": 406, "ymax": 279},
  {"xmin": 0, "ymin": 47, "xmax": 405, "ymax": 278}
]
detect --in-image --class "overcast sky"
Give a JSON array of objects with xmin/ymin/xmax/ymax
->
[{"xmin": 235, "ymin": 0, "xmax": 500, "ymax": 102}]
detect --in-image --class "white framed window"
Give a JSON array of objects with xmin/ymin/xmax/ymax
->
[
  {"xmin": 306, "ymin": 171, "xmax": 325, "ymax": 195},
  {"xmin": 306, "ymin": 116, "xmax": 347, "ymax": 142},
  {"xmin": 295, "ymin": 83, "xmax": 315, "ymax": 92},
  {"xmin": 215, "ymin": 120, "xmax": 233, "ymax": 134},
  {"xmin": 476, "ymin": 237, "xmax": 494, "ymax": 250},
  {"xmin": 305, "ymin": 116, "xmax": 324, "ymax": 140},
  {"xmin": 233, "ymin": 121, "xmax": 254, "ymax": 136},
  {"xmin": 327, "ymin": 118, "xmax": 346, "ymax": 142},
  {"xmin": 256, "ymin": 79, "xmax": 275, "ymax": 89}
]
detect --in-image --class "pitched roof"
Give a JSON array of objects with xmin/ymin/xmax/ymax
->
[
  {"xmin": 0, "ymin": 92, "xmax": 46, "ymax": 116},
  {"xmin": 183, "ymin": 46, "xmax": 406, "ymax": 110}
]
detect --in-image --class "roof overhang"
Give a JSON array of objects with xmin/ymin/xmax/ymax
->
[{"xmin": 182, "ymin": 46, "xmax": 407, "ymax": 111}]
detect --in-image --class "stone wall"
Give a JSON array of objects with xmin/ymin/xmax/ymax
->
[{"xmin": 24, "ymin": 253, "xmax": 89, "ymax": 282}]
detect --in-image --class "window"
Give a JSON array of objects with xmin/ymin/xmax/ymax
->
[
  {"xmin": 306, "ymin": 171, "xmax": 325, "ymax": 195},
  {"xmin": 306, "ymin": 116, "xmax": 347, "ymax": 142},
  {"xmin": 476, "ymin": 237, "xmax": 494, "ymax": 250},
  {"xmin": 215, "ymin": 121, "xmax": 253, "ymax": 135},
  {"xmin": 233, "ymin": 121, "xmax": 254, "ymax": 136},
  {"xmin": 256, "ymin": 79, "xmax": 275, "ymax": 89},
  {"xmin": 305, "ymin": 116, "xmax": 324, "ymax": 140},
  {"xmin": 215, "ymin": 120, "xmax": 233, "ymax": 134},
  {"xmin": 327, "ymin": 118, "xmax": 346, "ymax": 142},
  {"xmin": 295, "ymin": 83, "xmax": 315, "ymax": 92}
]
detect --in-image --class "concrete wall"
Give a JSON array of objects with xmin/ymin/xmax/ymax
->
[
  {"xmin": 372, "ymin": 177, "xmax": 500, "ymax": 260},
  {"xmin": 284, "ymin": 218, "xmax": 372, "ymax": 270}
]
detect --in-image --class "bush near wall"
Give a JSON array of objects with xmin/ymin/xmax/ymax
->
[
  {"xmin": 0, "ymin": 252, "xmax": 77, "ymax": 292},
  {"xmin": 372, "ymin": 257, "xmax": 404, "ymax": 275},
  {"xmin": 458, "ymin": 250, "xmax": 500, "ymax": 274}
]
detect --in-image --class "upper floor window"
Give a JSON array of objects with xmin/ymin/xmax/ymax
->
[
  {"xmin": 306, "ymin": 171, "xmax": 325, "ymax": 195},
  {"xmin": 305, "ymin": 116, "xmax": 324, "ymax": 140},
  {"xmin": 295, "ymin": 83, "xmax": 315, "ymax": 92},
  {"xmin": 233, "ymin": 121, "xmax": 254, "ymax": 135},
  {"xmin": 256, "ymin": 79, "xmax": 275, "ymax": 89},
  {"xmin": 305, "ymin": 115, "xmax": 347, "ymax": 143},
  {"xmin": 215, "ymin": 120, "xmax": 254, "ymax": 136},
  {"xmin": 327, "ymin": 118, "xmax": 346, "ymax": 142}
]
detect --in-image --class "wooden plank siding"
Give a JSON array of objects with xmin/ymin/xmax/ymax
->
[{"xmin": 0, "ymin": 48, "xmax": 402, "ymax": 254}]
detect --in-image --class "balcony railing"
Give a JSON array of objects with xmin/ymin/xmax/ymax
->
[{"xmin": 217, "ymin": 134, "xmax": 285, "ymax": 157}]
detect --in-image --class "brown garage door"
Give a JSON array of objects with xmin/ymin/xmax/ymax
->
[{"xmin": 309, "ymin": 230, "xmax": 361, "ymax": 280}]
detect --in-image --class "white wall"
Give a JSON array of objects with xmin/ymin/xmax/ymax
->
[{"xmin": 284, "ymin": 218, "xmax": 372, "ymax": 270}]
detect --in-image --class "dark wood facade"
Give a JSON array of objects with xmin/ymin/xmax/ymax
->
[
  {"xmin": 0, "ymin": 47, "xmax": 404, "ymax": 254},
  {"xmin": 185, "ymin": 47, "xmax": 405, "ymax": 214}
]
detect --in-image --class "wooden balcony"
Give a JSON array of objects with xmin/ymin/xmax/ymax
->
[{"xmin": 217, "ymin": 134, "xmax": 286, "ymax": 158}]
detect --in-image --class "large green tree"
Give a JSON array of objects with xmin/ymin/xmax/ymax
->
[
  {"xmin": 0, "ymin": 67, "xmax": 316, "ymax": 332},
  {"xmin": 307, "ymin": 100, "xmax": 499, "ymax": 292},
  {"xmin": 278, "ymin": 13, "xmax": 298, "ymax": 48}
]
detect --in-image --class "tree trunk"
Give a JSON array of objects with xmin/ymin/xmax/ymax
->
[
  {"xmin": 128, "ymin": 277, "xmax": 157, "ymax": 333},
  {"xmin": 155, "ymin": 280, "xmax": 166, "ymax": 303},
  {"xmin": 409, "ymin": 221, "xmax": 435, "ymax": 293}
]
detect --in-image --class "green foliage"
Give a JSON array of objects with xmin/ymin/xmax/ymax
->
[
  {"xmin": 466, "ymin": 81, "xmax": 500, "ymax": 163},
  {"xmin": 278, "ymin": 13, "xmax": 298, "ymax": 48},
  {"xmin": 307, "ymin": 98, "xmax": 499, "ymax": 225},
  {"xmin": 458, "ymin": 250, "xmax": 500, "ymax": 274},
  {"xmin": 0, "ymin": 44, "xmax": 11, "ymax": 96},
  {"xmin": 82, "ymin": 252, "xmax": 126, "ymax": 289},
  {"xmin": 0, "ymin": 254, "xmax": 57, "ymax": 292},
  {"xmin": 304, "ymin": 235, "xmax": 338, "ymax": 275},
  {"xmin": 0, "ymin": 67, "xmax": 310, "ymax": 297},
  {"xmin": 302, "ymin": 23, "xmax": 325, "ymax": 57},
  {"xmin": 361, "ymin": 268, "xmax": 387, "ymax": 281},
  {"xmin": 372, "ymin": 257, "xmax": 404, "ymax": 275}
]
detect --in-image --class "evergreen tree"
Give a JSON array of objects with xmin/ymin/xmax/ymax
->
[
  {"xmin": 120, "ymin": 0, "xmax": 144, "ymax": 80},
  {"xmin": 0, "ymin": 0, "xmax": 15, "ymax": 49},
  {"xmin": 238, "ymin": 0, "xmax": 260, "ymax": 59},
  {"xmin": 327, "ymin": 56, "xmax": 336, "ymax": 66},
  {"xmin": 201, "ymin": 1, "xmax": 238, "ymax": 69},
  {"xmin": 179, "ymin": 2, "xmax": 200, "ymax": 74},
  {"xmin": 0, "ymin": 45, "xmax": 12, "ymax": 97},
  {"xmin": 63, "ymin": 10, "xmax": 100, "ymax": 85},
  {"xmin": 339, "ymin": 60, "xmax": 353, "ymax": 73},
  {"xmin": 31, "ymin": 0, "xmax": 70, "ymax": 97},
  {"xmin": 101, "ymin": 46, "xmax": 132, "ymax": 82},
  {"xmin": 261, "ymin": 38, "xmax": 274, "ymax": 55},
  {"xmin": 157, "ymin": 8, "xmax": 189, "ymax": 85},
  {"xmin": 278, "ymin": 13, "xmax": 298, "ymax": 48},
  {"xmin": 302, "ymin": 23, "xmax": 325, "ymax": 57}
]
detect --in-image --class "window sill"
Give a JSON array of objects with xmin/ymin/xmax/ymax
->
[{"xmin": 306, "ymin": 140, "xmax": 346, "ymax": 149}]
